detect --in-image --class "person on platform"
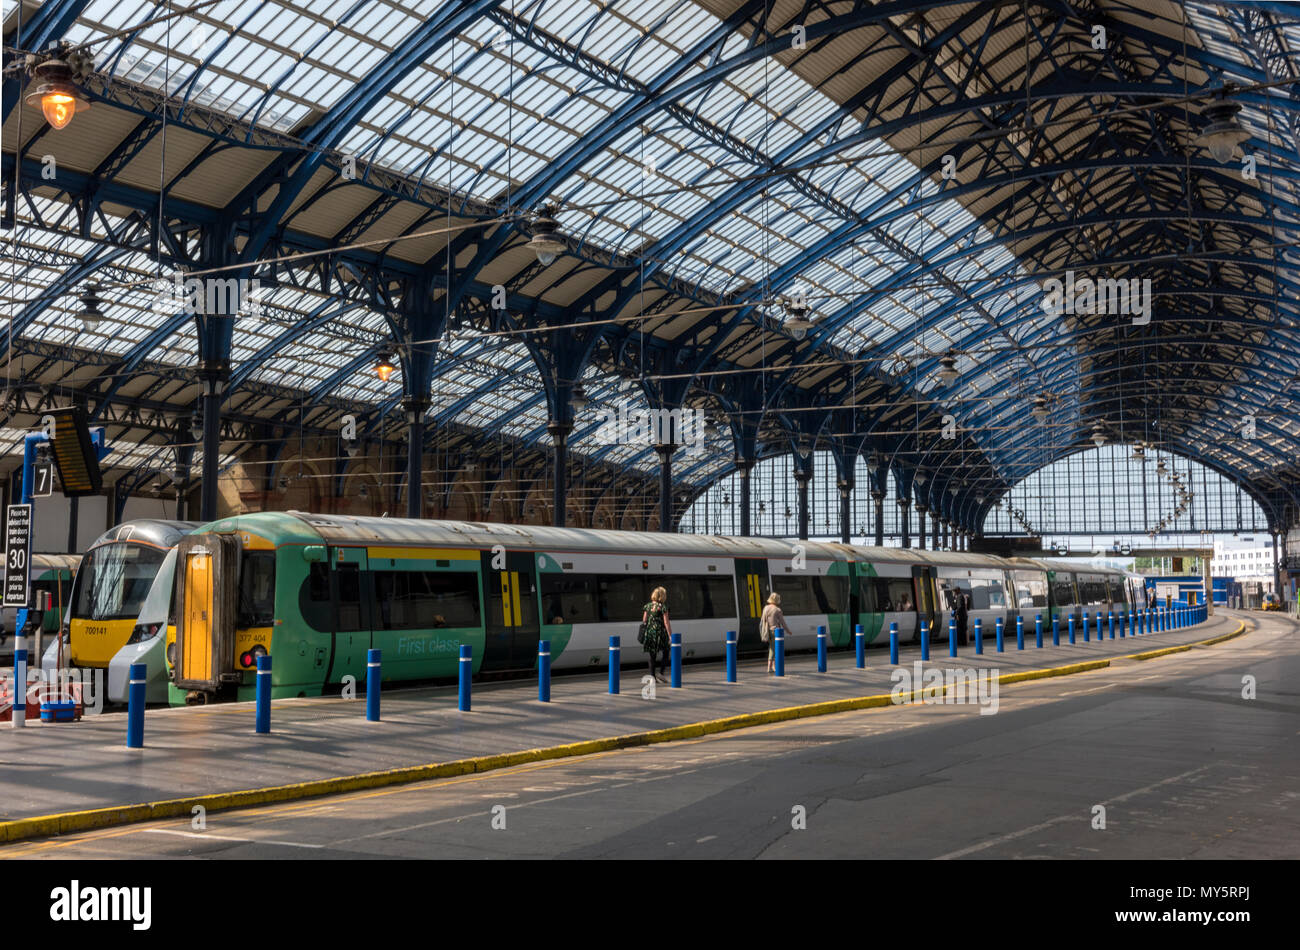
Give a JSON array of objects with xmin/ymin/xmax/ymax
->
[
  {"xmin": 641, "ymin": 586, "xmax": 672, "ymax": 683},
  {"xmin": 760, "ymin": 591, "xmax": 788, "ymax": 674}
]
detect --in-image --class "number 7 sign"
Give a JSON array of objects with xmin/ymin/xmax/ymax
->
[{"xmin": 32, "ymin": 459, "xmax": 54, "ymax": 498}]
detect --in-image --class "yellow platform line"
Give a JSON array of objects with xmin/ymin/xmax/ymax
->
[{"xmin": 0, "ymin": 620, "xmax": 1248, "ymax": 845}]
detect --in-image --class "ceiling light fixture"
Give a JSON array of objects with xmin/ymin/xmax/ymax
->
[
  {"xmin": 375, "ymin": 354, "xmax": 397, "ymax": 383},
  {"xmin": 1196, "ymin": 96, "xmax": 1250, "ymax": 164},
  {"xmin": 528, "ymin": 205, "xmax": 566, "ymax": 266},
  {"xmin": 77, "ymin": 282, "xmax": 105, "ymax": 332},
  {"xmin": 937, "ymin": 351, "xmax": 960, "ymax": 383},
  {"xmin": 24, "ymin": 55, "xmax": 90, "ymax": 131}
]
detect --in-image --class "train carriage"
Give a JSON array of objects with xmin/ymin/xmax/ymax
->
[
  {"xmin": 163, "ymin": 511, "xmax": 1149, "ymax": 703},
  {"xmin": 0, "ymin": 553, "xmax": 80, "ymax": 661},
  {"xmin": 164, "ymin": 512, "xmax": 864, "ymax": 702}
]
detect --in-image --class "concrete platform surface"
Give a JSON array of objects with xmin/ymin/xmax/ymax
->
[{"xmin": 0, "ymin": 611, "xmax": 1250, "ymax": 828}]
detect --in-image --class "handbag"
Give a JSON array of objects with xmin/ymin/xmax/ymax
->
[
  {"xmin": 759, "ymin": 609, "xmax": 771, "ymax": 643},
  {"xmin": 637, "ymin": 621, "xmax": 647, "ymax": 645}
]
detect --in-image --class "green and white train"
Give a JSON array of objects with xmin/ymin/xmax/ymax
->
[{"xmin": 162, "ymin": 511, "xmax": 1148, "ymax": 704}]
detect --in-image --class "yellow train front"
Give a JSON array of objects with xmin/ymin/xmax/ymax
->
[{"xmin": 67, "ymin": 520, "xmax": 196, "ymax": 672}]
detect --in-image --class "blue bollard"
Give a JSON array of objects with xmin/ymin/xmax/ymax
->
[
  {"xmin": 855, "ymin": 623, "xmax": 865, "ymax": 669},
  {"xmin": 1109, "ymin": 611, "xmax": 1115, "ymax": 640},
  {"xmin": 974, "ymin": 617, "xmax": 983, "ymax": 655},
  {"xmin": 774, "ymin": 628, "xmax": 785, "ymax": 677},
  {"xmin": 1052, "ymin": 615, "xmax": 1060, "ymax": 646},
  {"xmin": 127, "ymin": 660, "xmax": 147, "ymax": 747},
  {"xmin": 1097, "ymin": 611, "xmax": 1104, "ymax": 640},
  {"xmin": 366, "ymin": 649, "xmax": 381, "ymax": 721},
  {"xmin": 948, "ymin": 617, "xmax": 957, "ymax": 658},
  {"xmin": 817, "ymin": 625, "xmax": 827, "ymax": 672},
  {"xmin": 1068, "ymin": 614, "xmax": 1076, "ymax": 644},
  {"xmin": 921, "ymin": 620, "xmax": 930, "ymax": 661},
  {"xmin": 1016, "ymin": 615, "xmax": 1024, "ymax": 651},
  {"xmin": 11, "ymin": 635, "xmax": 27, "ymax": 731},
  {"xmin": 1035, "ymin": 614, "xmax": 1043, "ymax": 648},
  {"xmin": 725, "ymin": 631, "xmax": 737, "ymax": 683},
  {"xmin": 889, "ymin": 623, "xmax": 899, "ymax": 665},
  {"xmin": 995, "ymin": 617, "xmax": 1005, "ymax": 653},
  {"xmin": 254, "ymin": 655, "xmax": 272, "ymax": 734},
  {"xmin": 459, "ymin": 644, "xmax": 472, "ymax": 710},
  {"xmin": 671, "ymin": 632, "xmax": 682, "ymax": 688},
  {"xmin": 538, "ymin": 640, "xmax": 551, "ymax": 703},
  {"xmin": 1083, "ymin": 611, "xmax": 1091, "ymax": 642},
  {"xmin": 608, "ymin": 636, "xmax": 620, "ymax": 694}
]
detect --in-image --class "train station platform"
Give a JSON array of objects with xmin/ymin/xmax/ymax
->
[{"xmin": 0, "ymin": 611, "xmax": 1255, "ymax": 843}]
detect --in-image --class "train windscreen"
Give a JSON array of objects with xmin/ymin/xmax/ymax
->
[{"xmin": 73, "ymin": 543, "xmax": 167, "ymax": 622}]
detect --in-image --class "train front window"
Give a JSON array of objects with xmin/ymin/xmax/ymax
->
[
  {"xmin": 237, "ymin": 552, "xmax": 276, "ymax": 627},
  {"xmin": 73, "ymin": 544, "xmax": 165, "ymax": 622}
]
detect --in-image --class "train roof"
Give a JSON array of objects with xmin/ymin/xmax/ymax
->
[
  {"xmin": 196, "ymin": 512, "xmax": 1038, "ymax": 571},
  {"xmin": 1010, "ymin": 556, "xmax": 1129, "ymax": 576},
  {"xmin": 89, "ymin": 519, "xmax": 198, "ymax": 550},
  {"xmin": 204, "ymin": 511, "xmax": 847, "ymax": 561}
]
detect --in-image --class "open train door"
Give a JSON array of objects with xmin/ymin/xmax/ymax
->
[
  {"xmin": 911, "ymin": 565, "xmax": 940, "ymax": 642},
  {"xmin": 173, "ymin": 534, "xmax": 241, "ymax": 697},
  {"xmin": 733, "ymin": 557, "xmax": 767, "ymax": 653}
]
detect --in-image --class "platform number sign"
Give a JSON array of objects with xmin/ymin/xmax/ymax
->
[
  {"xmin": 32, "ymin": 459, "xmax": 54, "ymax": 497},
  {"xmin": 3, "ymin": 504, "xmax": 32, "ymax": 608}
]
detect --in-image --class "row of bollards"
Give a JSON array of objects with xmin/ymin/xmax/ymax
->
[{"xmin": 115, "ymin": 602, "xmax": 1210, "ymax": 746}]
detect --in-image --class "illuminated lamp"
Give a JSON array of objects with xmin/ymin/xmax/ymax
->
[{"xmin": 25, "ymin": 58, "xmax": 88, "ymax": 130}]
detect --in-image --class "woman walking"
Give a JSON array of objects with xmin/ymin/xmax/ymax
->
[
  {"xmin": 760, "ymin": 591, "xmax": 788, "ymax": 674},
  {"xmin": 642, "ymin": 586, "xmax": 673, "ymax": 682}
]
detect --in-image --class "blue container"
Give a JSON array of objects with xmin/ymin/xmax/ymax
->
[
  {"xmin": 855, "ymin": 623, "xmax": 865, "ymax": 669},
  {"xmin": 725, "ymin": 631, "xmax": 737, "ymax": 683},
  {"xmin": 538, "ymin": 640, "xmax": 551, "ymax": 703},
  {"xmin": 774, "ymin": 628, "xmax": 785, "ymax": 677},
  {"xmin": 817, "ymin": 625, "xmax": 827, "ymax": 672},
  {"xmin": 40, "ymin": 700, "xmax": 76, "ymax": 722},
  {"xmin": 366, "ymin": 648, "xmax": 381, "ymax": 721},
  {"xmin": 459, "ymin": 644, "xmax": 472, "ymax": 710},
  {"xmin": 670, "ymin": 633, "xmax": 682, "ymax": 688},
  {"xmin": 255, "ymin": 654, "xmax": 272, "ymax": 734}
]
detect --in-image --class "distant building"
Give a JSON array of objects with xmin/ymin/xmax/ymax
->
[{"xmin": 1209, "ymin": 537, "xmax": 1276, "ymax": 587}]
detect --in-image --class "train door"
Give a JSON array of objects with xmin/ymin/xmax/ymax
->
[
  {"xmin": 733, "ymin": 557, "xmax": 767, "ymax": 652},
  {"xmin": 911, "ymin": 566, "xmax": 939, "ymax": 643},
  {"xmin": 326, "ymin": 547, "xmax": 370, "ymax": 685},
  {"xmin": 480, "ymin": 549, "xmax": 540, "ymax": 673},
  {"xmin": 173, "ymin": 534, "xmax": 240, "ymax": 694}
]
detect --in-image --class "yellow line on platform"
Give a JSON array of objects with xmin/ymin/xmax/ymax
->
[{"xmin": 0, "ymin": 620, "xmax": 1249, "ymax": 846}]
